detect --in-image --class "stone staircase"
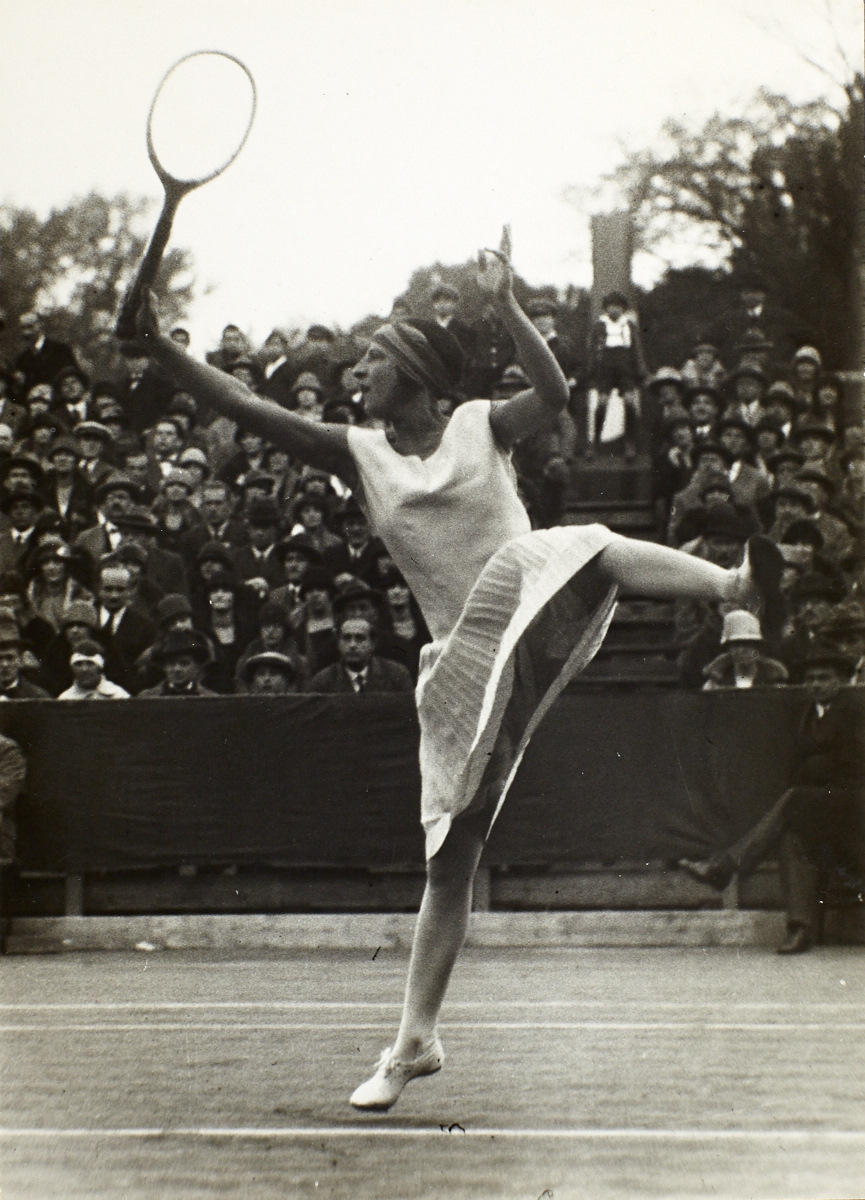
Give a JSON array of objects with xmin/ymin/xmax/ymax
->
[{"xmin": 562, "ymin": 448, "xmax": 680, "ymax": 685}]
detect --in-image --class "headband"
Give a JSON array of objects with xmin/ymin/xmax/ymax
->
[
  {"xmin": 371, "ymin": 323, "xmax": 453, "ymax": 397},
  {"xmin": 71, "ymin": 651, "xmax": 104, "ymax": 668}
]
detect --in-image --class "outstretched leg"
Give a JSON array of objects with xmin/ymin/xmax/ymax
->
[{"xmin": 597, "ymin": 531, "xmax": 772, "ymax": 607}]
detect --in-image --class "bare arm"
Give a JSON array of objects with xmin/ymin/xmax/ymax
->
[
  {"xmin": 480, "ymin": 231, "xmax": 570, "ymax": 450},
  {"xmin": 134, "ymin": 293, "xmax": 356, "ymax": 485}
]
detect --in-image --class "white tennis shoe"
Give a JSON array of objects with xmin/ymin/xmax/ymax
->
[{"xmin": 350, "ymin": 1037, "xmax": 444, "ymax": 1111}]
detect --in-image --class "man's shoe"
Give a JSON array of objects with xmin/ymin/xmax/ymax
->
[
  {"xmin": 678, "ymin": 855, "xmax": 735, "ymax": 890},
  {"xmin": 777, "ymin": 927, "xmax": 814, "ymax": 955},
  {"xmin": 350, "ymin": 1037, "xmax": 444, "ymax": 1111}
]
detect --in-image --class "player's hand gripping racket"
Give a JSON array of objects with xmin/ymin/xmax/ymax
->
[{"xmin": 115, "ymin": 50, "xmax": 257, "ymax": 339}]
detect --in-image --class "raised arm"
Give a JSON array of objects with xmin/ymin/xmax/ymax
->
[
  {"xmin": 482, "ymin": 230, "xmax": 570, "ymax": 450},
  {"xmin": 134, "ymin": 293, "xmax": 357, "ymax": 484}
]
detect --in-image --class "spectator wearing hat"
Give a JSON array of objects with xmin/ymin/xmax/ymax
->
[
  {"xmin": 733, "ymin": 329, "xmax": 775, "ymax": 377},
  {"xmin": 226, "ymin": 356, "xmax": 266, "ymax": 394},
  {"xmin": 269, "ymin": 534, "xmax": 322, "ymax": 621},
  {"xmin": 235, "ymin": 599, "xmax": 306, "ymax": 691},
  {"xmin": 198, "ymin": 571, "xmax": 256, "ymax": 693},
  {"xmin": 58, "ymin": 639, "xmax": 129, "ymax": 700},
  {"xmin": 792, "ymin": 416, "xmax": 837, "ymax": 469},
  {"xmin": 429, "ymin": 283, "xmax": 476, "ymax": 372},
  {"xmin": 646, "ymin": 368, "xmax": 689, "ymax": 461},
  {"xmin": 585, "ymin": 291, "xmax": 647, "ymax": 461},
  {"xmin": 16, "ymin": 410, "xmax": 69, "ymax": 470},
  {"xmin": 169, "ymin": 326, "xmax": 190, "ymax": 350},
  {"xmin": 331, "ymin": 578, "xmax": 409, "ymax": 670},
  {"xmin": 789, "ymin": 345, "xmax": 822, "ymax": 413},
  {"xmin": 682, "ymin": 384, "xmax": 722, "ymax": 444},
  {"xmin": 25, "ymin": 541, "xmax": 93, "ymax": 633},
  {"xmin": 766, "ymin": 484, "xmax": 816, "ymax": 546},
  {"xmin": 307, "ymin": 612, "xmax": 413, "ymax": 694},
  {"xmin": 218, "ymin": 427, "xmax": 268, "ymax": 493},
  {"xmin": 287, "ymin": 372, "xmax": 326, "ymax": 423},
  {"xmin": 667, "ymin": 442, "xmax": 733, "ymax": 546},
  {"xmin": 205, "ymin": 324, "xmax": 250, "ymax": 375},
  {"xmin": 73, "ymin": 421, "xmax": 115, "ymax": 490},
  {"xmin": 1, "ymin": 453, "xmax": 46, "ymax": 503},
  {"xmin": 777, "ymin": 519, "xmax": 843, "ymax": 591},
  {"xmin": 680, "ymin": 645, "xmax": 864, "ymax": 954},
  {"xmin": 257, "ymin": 329, "xmax": 297, "ymax": 410},
  {"xmin": 139, "ymin": 628, "xmax": 218, "ymax": 697},
  {"xmin": 117, "ymin": 349, "xmax": 175, "ymax": 435},
  {"xmin": 177, "ymin": 447, "xmax": 212, "ymax": 507},
  {"xmin": 233, "ymin": 496, "xmax": 285, "ymax": 595},
  {"xmin": 288, "ymin": 489, "xmax": 341, "ymax": 557},
  {"xmin": 190, "ymin": 541, "xmax": 240, "ymax": 625},
  {"xmin": 0, "ymin": 611, "xmax": 50, "ymax": 698},
  {"xmin": 651, "ymin": 413, "xmax": 695, "ymax": 531},
  {"xmin": 810, "ymin": 373, "xmax": 844, "ymax": 435},
  {"xmin": 287, "ymin": 564, "xmax": 339, "ymax": 675},
  {"xmin": 795, "ymin": 466, "xmax": 851, "ymax": 562},
  {"xmin": 293, "ymin": 325, "xmax": 340, "ymax": 391},
  {"xmin": 701, "ymin": 610, "xmax": 788, "ymax": 689},
  {"xmin": 96, "ymin": 559, "xmax": 156, "ymax": 682},
  {"xmin": 112, "ymin": 505, "xmax": 189, "ymax": 599},
  {"xmin": 133, "ymin": 592, "xmax": 200, "ymax": 691},
  {"xmin": 151, "ymin": 468, "xmax": 204, "ymax": 557},
  {"xmin": 73, "ymin": 471, "xmax": 140, "ymax": 567},
  {"xmin": 239, "ymin": 650, "xmax": 301, "ymax": 695},
  {"xmin": 380, "ymin": 565, "xmax": 430, "ymax": 682},
  {"xmin": 164, "ymin": 390, "xmax": 209, "ymax": 455},
  {"xmin": 41, "ymin": 435, "xmax": 93, "ymax": 538},
  {"xmin": 53, "ymin": 365, "xmax": 92, "ymax": 428},
  {"xmin": 780, "ymin": 572, "xmax": 846, "ymax": 678},
  {"xmin": 821, "ymin": 600, "xmax": 865, "ymax": 685},
  {"xmin": 761, "ymin": 381, "xmax": 803, "ymax": 440},
  {"xmin": 0, "ymin": 487, "xmax": 43, "ymax": 576},
  {"xmin": 525, "ymin": 297, "xmax": 578, "ymax": 381},
  {"xmin": 718, "ymin": 416, "xmax": 771, "ymax": 509},
  {"xmin": 681, "ymin": 339, "xmax": 726, "ymax": 393},
  {"xmin": 723, "ymin": 364, "xmax": 767, "ymax": 427},
  {"xmin": 322, "ymin": 498, "xmax": 379, "ymax": 585},
  {"xmin": 12, "ymin": 313, "xmax": 79, "ymax": 399},
  {"xmin": 752, "ymin": 416, "xmax": 786, "ymax": 481},
  {"xmin": 767, "ymin": 447, "xmax": 805, "ymax": 492}
]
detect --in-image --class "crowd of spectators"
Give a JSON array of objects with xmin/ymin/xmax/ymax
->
[{"xmin": 0, "ymin": 269, "xmax": 862, "ymax": 701}]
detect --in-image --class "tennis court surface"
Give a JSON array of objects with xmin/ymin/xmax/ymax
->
[{"xmin": 1, "ymin": 945, "xmax": 863, "ymax": 1199}]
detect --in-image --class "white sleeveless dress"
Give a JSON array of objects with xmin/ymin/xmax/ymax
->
[{"xmin": 347, "ymin": 401, "xmax": 618, "ymax": 858}]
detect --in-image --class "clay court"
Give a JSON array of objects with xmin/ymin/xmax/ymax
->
[{"xmin": 1, "ymin": 944, "xmax": 863, "ymax": 1199}]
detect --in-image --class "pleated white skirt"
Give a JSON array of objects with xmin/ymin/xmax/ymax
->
[{"xmin": 415, "ymin": 523, "xmax": 619, "ymax": 859}]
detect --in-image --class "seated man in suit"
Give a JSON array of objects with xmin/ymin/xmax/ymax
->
[
  {"xmin": 680, "ymin": 646, "xmax": 865, "ymax": 954},
  {"xmin": 306, "ymin": 613, "xmax": 413, "ymax": 694}
]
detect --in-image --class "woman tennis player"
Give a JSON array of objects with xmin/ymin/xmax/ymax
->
[{"xmin": 134, "ymin": 236, "xmax": 782, "ymax": 1111}]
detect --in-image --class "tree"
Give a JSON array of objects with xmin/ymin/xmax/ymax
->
[
  {"xmin": 0, "ymin": 192, "xmax": 195, "ymax": 366},
  {"xmin": 603, "ymin": 76, "xmax": 863, "ymax": 369}
]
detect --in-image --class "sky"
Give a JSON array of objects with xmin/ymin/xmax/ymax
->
[{"xmin": 1, "ymin": 0, "xmax": 861, "ymax": 351}]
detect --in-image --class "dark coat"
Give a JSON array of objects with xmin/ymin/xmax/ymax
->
[
  {"xmin": 307, "ymin": 656, "xmax": 414, "ymax": 694},
  {"xmin": 12, "ymin": 338, "xmax": 78, "ymax": 395}
]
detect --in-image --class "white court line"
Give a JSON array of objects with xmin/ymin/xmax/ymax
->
[
  {"xmin": 3, "ymin": 1021, "xmax": 864, "ymax": 1032},
  {"xmin": 0, "ymin": 1000, "xmax": 858, "ymax": 1011},
  {"xmin": 0, "ymin": 1127, "xmax": 863, "ymax": 1142}
]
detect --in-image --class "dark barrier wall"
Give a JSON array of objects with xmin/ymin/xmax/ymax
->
[{"xmin": 0, "ymin": 689, "xmax": 857, "ymax": 873}]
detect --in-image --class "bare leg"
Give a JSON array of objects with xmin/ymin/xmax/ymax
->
[
  {"xmin": 392, "ymin": 816, "xmax": 486, "ymax": 1059},
  {"xmin": 598, "ymin": 532, "xmax": 742, "ymax": 602}
]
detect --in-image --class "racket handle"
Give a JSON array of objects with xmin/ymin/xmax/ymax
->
[{"xmin": 115, "ymin": 190, "xmax": 181, "ymax": 340}]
